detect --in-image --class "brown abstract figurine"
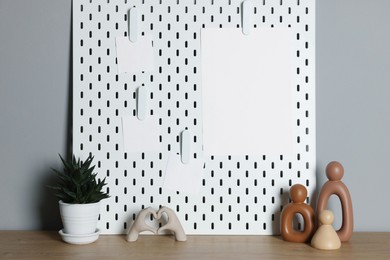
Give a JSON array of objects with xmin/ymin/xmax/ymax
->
[
  {"xmin": 317, "ymin": 161, "xmax": 353, "ymax": 242},
  {"xmin": 281, "ymin": 184, "xmax": 315, "ymax": 242},
  {"xmin": 311, "ymin": 210, "xmax": 341, "ymax": 250}
]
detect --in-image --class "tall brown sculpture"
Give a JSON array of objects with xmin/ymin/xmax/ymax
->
[
  {"xmin": 317, "ymin": 161, "xmax": 353, "ymax": 242},
  {"xmin": 281, "ymin": 184, "xmax": 315, "ymax": 242}
]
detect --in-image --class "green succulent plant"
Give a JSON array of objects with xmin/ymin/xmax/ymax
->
[{"xmin": 49, "ymin": 154, "xmax": 110, "ymax": 204}]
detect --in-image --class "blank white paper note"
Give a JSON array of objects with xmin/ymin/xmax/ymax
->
[
  {"xmin": 201, "ymin": 28, "xmax": 295, "ymax": 156},
  {"xmin": 115, "ymin": 35, "xmax": 154, "ymax": 74},
  {"xmin": 163, "ymin": 153, "xmax": 204, "ymax": 195},
  {"xmin": 121, "ymin": 116, "xmax": 161, "ymax": 153}
]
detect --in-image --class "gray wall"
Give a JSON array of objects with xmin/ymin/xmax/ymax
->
[
  {"xmin": 0, "ymin": 0, "xmax": 389, "ymax": 231},
  {"xmin": 0, "ymin": 0, "xmax": 71, "ymax": 230},
  {"xmin": 316, "ymin": 0, "xmax": 390, "ymax": 232}
]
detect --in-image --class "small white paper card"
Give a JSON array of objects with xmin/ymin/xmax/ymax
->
[
  {"xmin": 115, "ymin": 35, "xmax": 154, "ymax": 74},
  {"xmin": 122, "ymin": 116, "xmax": 161, "ymax": 153},
  {"xmin": 201, "ymin": 28, "xmax": 295, "ymax": 156},
  {"xmin": 163, "ymin": 153, "xmax": 204, "ymax": 195}
]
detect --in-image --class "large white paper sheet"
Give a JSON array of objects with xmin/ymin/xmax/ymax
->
[
  {"xmin": 122, "ymin": 116, "xmax": 161, "ymax": 153},
  {"xmin": 115, "ymin": 35, "xmax": 154, "ymax": 74},
  {"xmin": 163, "ymin": 153, "xmax": 204, "ymax": 195},
  {"xmin": 201, "ymin": 28, "xmax": 295, "ymax": 156}
]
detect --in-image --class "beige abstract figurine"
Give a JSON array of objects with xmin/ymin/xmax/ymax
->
[
  {"xmin": 280, "ymin": 184, "xmax": 315, "ymax": 243},
  {"xmin": 126, "ymin": 206, "xmax": 186, "ymax": 242},
  {"xmin": 127, "ymin": 207, "xmax": 158, "ymax": 242},
  {"xmin": 311, "ymin": 210, "xmax": 341, "ymax": 250},
  {"xmin": 317, "ymin": 161, "xmax": 353, "ymax": 242},
  {"xmin": 157, "ymin": 206, "xmax": 187, "ymax": 241}
]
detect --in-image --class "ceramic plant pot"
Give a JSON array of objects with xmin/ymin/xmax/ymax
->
[{"xmin": 59, "ymin": 201, "xmax": 100, "ymax": 235}]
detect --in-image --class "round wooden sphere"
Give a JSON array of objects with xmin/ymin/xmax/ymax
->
[
  {"xmin": 319, "ymin": 210, "xmax": 334, "ymax": 225},
  {"xmin": 326, "ymin": 161, "xmax": 344, "ymax": 181},
  {"xmin": 290, "ymin": 184, "xmax": 307, "ymax": 203}
]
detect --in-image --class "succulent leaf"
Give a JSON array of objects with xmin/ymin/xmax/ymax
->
[{"xmin": 48, "ymin": 154, "xmax": 110, "ymax": 204}]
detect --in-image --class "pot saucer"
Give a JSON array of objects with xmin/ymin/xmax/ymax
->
[{"xmin": 59, "ymin": 229, "xmax": 100, "ymax": 245}]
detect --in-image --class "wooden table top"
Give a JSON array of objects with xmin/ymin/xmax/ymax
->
[{"xmin": 0, "ymin": 231, "xmax": 389, "ymax": 259}]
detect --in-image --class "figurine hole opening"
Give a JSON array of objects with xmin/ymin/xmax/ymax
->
[
  {"xmin": 292, "ymin": 213, "xmax": 304, "ymax": 231},
  {"xmin": 328, "ymin": 195, "xmax": 342, "ymax": 231}
]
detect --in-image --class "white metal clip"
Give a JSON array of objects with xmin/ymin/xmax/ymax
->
[
  {"xmin": 180, "ymin": 129, "xmax": 191, "ymax": 164},
  {"xmin": 128, "ymin": 7, "xmax": 138, "ymax": 42},
  {"xmin": 136, "ymin": 85, "xmax": 147, "ymax": 120},
  {"xmin": 242, "ymin": 0, "xmax": 253, "ymax": 35}
]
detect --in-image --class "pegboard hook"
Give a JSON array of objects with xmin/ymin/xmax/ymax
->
[
  {"xmin": 180, "ymin": 129, "xmax": 191, "ymax": 164},
  {"xmin": 136, "ymin": 85, "xmax": 148, "ymax": 120},
  {"xmin": 241, "ymin": 0, "xmax": 253, "ymax": 35},
  {"xmin": 128, "ymin": 7, "xmax": 138, "ymax": 42}
]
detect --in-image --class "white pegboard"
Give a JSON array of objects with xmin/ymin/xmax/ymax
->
[{"xmin": 72, "ymin": 0, "xmax": 316, "ymax": 235}]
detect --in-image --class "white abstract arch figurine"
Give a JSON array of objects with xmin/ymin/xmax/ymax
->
[{"xmin": 126, "ymin": 206, "xmax": 187, "ymax": 242}]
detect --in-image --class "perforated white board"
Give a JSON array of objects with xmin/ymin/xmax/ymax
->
[{"xmin": 73, "ymin": 0, "xmax": 316, "ymax": 235}]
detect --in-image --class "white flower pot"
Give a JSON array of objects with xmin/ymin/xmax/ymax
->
[{"xmin": 59, "ymin": 201, "xmax": 100, "ymax": 235}]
